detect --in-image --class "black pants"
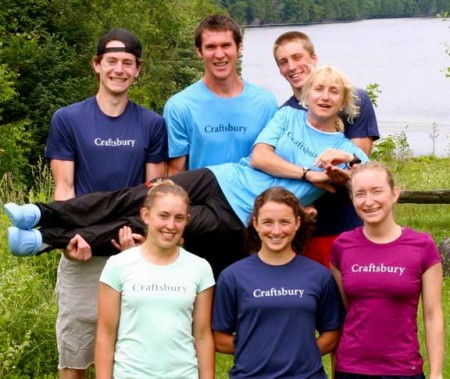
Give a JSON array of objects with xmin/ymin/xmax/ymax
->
[{"xmin": 37, "ymin": 169, "xmax": 246, "ymax": 276}]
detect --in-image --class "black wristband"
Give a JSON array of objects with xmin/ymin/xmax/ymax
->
[
  {"xmin": 346, "ymin": 154, "xmax": 362, "ymax": 169},
  {"xmin": 301, "ymin": 167, "xmax": 310, "ymax": 180}
]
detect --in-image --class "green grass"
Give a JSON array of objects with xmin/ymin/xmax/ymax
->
[
  {"xmin": 0, "ymin": 157, "xmax": 449, "ymax": 378},
  {"xmin": 393, "ymin": 157, "xmax": 450, "ymax": 244}
]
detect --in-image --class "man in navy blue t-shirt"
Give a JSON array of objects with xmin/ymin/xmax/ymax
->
[
  {"xmin": 45, "ymin": 29, "xmax": 167, "ymax": 379},
  {"xmin": 272, "ymin": 31, "xmax": 380, "ymax": 266}
]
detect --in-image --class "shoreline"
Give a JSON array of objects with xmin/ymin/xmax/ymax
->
[
  {"xmin": 378, "ymin": 120, "xmax": 450, "ymax": 157},
  {"xmin": 242, "ymin": 16, "xmax": 438, "ymax": 29}
]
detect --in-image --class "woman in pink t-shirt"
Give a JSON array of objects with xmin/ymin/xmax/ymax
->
[{"xmin": 330, "ymin": 161, "xmax": 444, "ymax": 379}]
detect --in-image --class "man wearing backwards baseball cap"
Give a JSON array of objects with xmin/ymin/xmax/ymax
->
[{"xmin": 45, "ymin": 28, "xmax": 167, "ymax": 379}]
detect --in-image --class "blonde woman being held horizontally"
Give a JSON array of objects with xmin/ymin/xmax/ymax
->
[{"xmin": 6, "ymin": 66, "xmax": 368, "ymax": 278}]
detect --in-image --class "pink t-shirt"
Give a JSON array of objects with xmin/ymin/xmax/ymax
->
[{"xmin": 330, "ymin": 226, "xmax": 441, "ymax": 375}]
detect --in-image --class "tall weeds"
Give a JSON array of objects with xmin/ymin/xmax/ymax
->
[{"xmin": 0, "ymin": 161, "xmax": 59, "ymax": 378}]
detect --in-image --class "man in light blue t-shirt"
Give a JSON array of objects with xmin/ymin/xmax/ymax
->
[
  {"xmin": 163, "ymin": 15, "xmax": 277, "ymax": 273},
  {"xmin": 164, "ymin": 14, "xmax": 277, "ymax": 175}
]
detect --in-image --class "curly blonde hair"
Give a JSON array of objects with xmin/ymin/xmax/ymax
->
[{"xmin": 300, "ymin": 65, "xmax": 360, "ymax": 129}]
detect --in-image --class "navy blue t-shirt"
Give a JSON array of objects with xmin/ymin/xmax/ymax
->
[
  {"xmin": 45, "ymin": 97, "xmax": 168, "ymax": 196},
  {"xmin": 282, "ymin": 89, "xmax": 379, "ymax": 236},
  {"xmin": 213, "ymin": 254, "xmax": 345, "ymax": 378}
]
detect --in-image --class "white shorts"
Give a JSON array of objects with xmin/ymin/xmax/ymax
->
[{"xmin": 56, "ymin": 255, "xmax": 108, "ymax": 369}]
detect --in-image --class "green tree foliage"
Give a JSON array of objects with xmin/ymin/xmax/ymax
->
[
  {"xmin": 365, "ymin": 83, "xmax": 382, "ymax": 108},
  {"xmin": 0, "ymin": 0, "xmax": 102, "ymax": 185},
  {"xmin": 0, "ymin": 65, "xmax": 32, "ymax": 184},
  {"xmin": 5, "ymin": 2, "xmax": 102, "ymax": 132},
  {"xmin": 444, "ymin": 12, "xmax": 450, "ymax": 78},
  {"xmin": 0, "ymin": 0, "xmax": 222, "ymax": 189},
  {"xmin": 86, "ymin": 0, "xmax": 222, "ymax": 111},
  {"xmin": 214, "ymin": 0, "xmax": 450, "ymax": 24}
]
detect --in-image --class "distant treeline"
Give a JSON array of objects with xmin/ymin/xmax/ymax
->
[{"xmin": 213, "ymin": 0, "xmax": 450, "ymax": 25}]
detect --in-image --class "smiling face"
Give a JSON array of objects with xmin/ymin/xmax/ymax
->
[
  {"xmin": 306, "ymin": 71, "xmax": 346, "ymax": 125},
  {"xmin": 93, "ymin": 40, "xmax": 140, "ymax": 96},
  {"xmin": 253, "ymin": 201, "xmax": 301, "ymax": 255},
  {"xmin": 141, "ymin": 193, "xmax": 189, "ymax": 252},
  {"xmin": 351, "ymin": 168, "xmax": 400, "ymax": 227},
  {"xmin": 274, "ymin": 39, "xmax": 318, "ymax": 98},
  {"xmin": 197, "ymin": 29, "xmax": 241, "ymax": 83}
]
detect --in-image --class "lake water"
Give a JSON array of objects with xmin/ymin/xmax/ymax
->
[{"xmin": 241, "ymin": 18, "xmax": 450, "ymax": 156}]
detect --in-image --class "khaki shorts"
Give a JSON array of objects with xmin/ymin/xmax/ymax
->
[{"xmin": 56, "ymin": 255, "xmax": 108, "ymax": 369}]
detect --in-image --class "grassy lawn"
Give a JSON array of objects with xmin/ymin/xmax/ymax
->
[
  {"xmin": 0, "ymin": 157, "xmax": 448, "ymax": 377},
  {"xmin": 215, "ymin": 157, "xmax": 450, "ymax": 377}
]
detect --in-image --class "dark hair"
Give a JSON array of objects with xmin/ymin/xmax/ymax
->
[
  {"xmin": 245, "ymin": 187, "xmax": 315, "ymax": 254},
  {"xmin": 96, "ymin": 28, "xmax": 142, "ymax": 59},
  {"xmin": 144, "ymin": 179, "xmax": 190, "ymax": 210},
  {"xmin": 194, "ymin": 14, "xmax": 242, "ymax": 50}
]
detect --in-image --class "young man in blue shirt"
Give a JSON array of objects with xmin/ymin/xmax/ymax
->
[
  {"xmin": 45, "ymin": 29, "xmax": 167, "ymax": 379},
  {"xmin": 163, "ymin": 15, "xmax": 277, "ymax": 274},
  {"xmin": 273, "ymin": 31, "xmax": 380, "ymax": 266},
  {"xmin": 164, "ymin": 14, "xmax": 277, "ymax": 174}
]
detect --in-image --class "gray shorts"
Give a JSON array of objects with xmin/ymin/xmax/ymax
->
[{"xmin": 56, "ymin": 255, "xmax": 108, "ymax": 369}]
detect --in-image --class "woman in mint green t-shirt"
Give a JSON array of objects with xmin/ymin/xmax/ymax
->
[{"xmin": 95, "ymin": 180, "xmax": 215, "ymax": 379}]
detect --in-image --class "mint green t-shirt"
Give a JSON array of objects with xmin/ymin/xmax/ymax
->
[{"xmin": 100, "ymin": 247, "xmax": 215, "ymax": 378}]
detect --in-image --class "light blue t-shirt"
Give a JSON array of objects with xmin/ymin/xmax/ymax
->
[
  {"xmin": 100, "ymin": 247, "xmax": 215, "ymax": 379},
  {"xmin": 209, "ymin": 107, "xmax": 368, "ymax": 225},
  {"xmin": 164, "ymin": 79, "xmax": 277, "ymax": 169}
]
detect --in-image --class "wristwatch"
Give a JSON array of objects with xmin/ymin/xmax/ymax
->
[
  {"xmin": 346, "ymin": 154, "xmax": 362, "ymax": 169},
  {"xmin": 301, "ymin": 167, "xmax": 310, "ymax": 180}
]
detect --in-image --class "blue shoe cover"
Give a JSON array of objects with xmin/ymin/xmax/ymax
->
[
  {"xmin": 4, "ymin": 203, "xmax": 41, "ymax": 229},
  {"xmin": 7, "ymin": 227, "xmax": 42, "ymax": 256}
]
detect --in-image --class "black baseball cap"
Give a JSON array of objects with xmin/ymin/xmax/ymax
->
[{"xmin": 96, "ymin": 28, "xmax": 142, "ymax": 59}]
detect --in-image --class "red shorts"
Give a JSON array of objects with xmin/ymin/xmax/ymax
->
[{"xmin": 303, "ymin": 235, "xmax": 339, "ymax": 268}]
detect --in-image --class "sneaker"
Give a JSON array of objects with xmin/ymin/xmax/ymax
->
[
  {"xmin": 7, "ymin": 227, "xmax": 42, "ymax": 256},
  {"xmin": 3, "ymin": 203, "xmax": 41, "ymax": 229}
]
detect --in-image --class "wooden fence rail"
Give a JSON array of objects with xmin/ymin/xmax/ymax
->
[
  {"xmin": 399, "ymin": 190, "xmax": 450, "ymax": 204},
  {"xmin": 398, "ymin": 190, "xmax": 450, "ymax": 275}
]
